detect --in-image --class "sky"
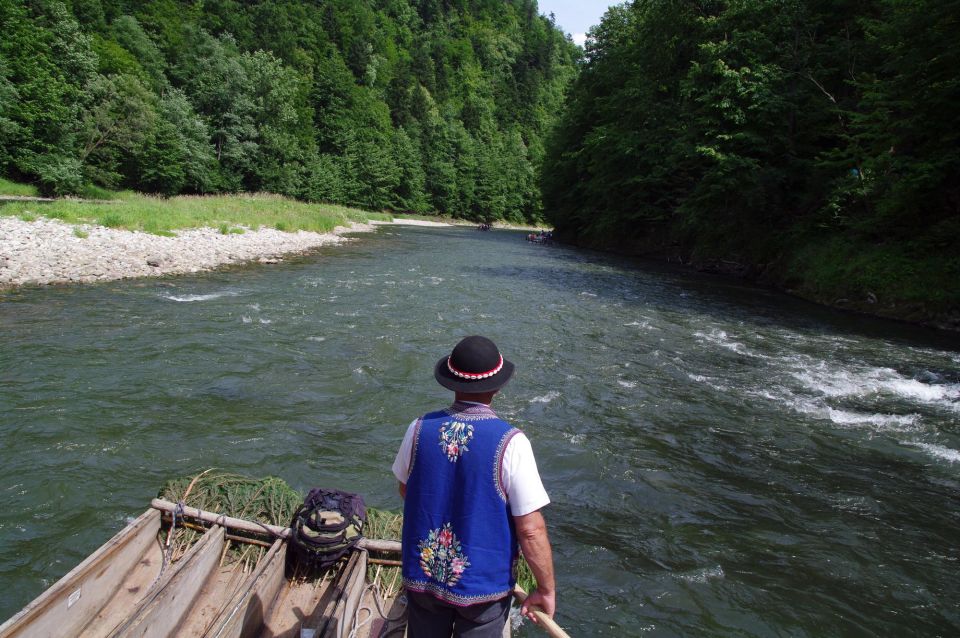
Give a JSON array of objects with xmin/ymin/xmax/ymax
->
[{"xmin": 536, "ymin": 0, "xmax": 621, "ymax": 47}]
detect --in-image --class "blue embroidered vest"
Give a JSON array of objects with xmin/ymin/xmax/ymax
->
[{"xmin": 401, "ymin": 402, "xmax": 520, "ymax": 606}]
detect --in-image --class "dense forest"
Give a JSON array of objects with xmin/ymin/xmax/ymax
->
[
  {"xmin": 0, "ymin": 0, "xmax": 578, "ymax": 223},
  {"xmin": 542, "ymin": 0, "xmax": 959, "ymax": 326}
]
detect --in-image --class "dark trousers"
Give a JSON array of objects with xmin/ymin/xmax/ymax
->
[{"xmin": 406, "ymin": 590, "xmax": 511, "ymax": 638}]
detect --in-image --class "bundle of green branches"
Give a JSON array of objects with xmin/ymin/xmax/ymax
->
[
  {"xmin": 157, "ymin": 469, "xmax": 302, "ymax": 567},
  {"xmin": 365, "ymin": 507, "xmax": 404, "ymax": 599}
]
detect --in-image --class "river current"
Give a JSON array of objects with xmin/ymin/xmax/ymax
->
[{"xmin": 1, "ymin": 225, "xmax": 958, "ymax": 636}]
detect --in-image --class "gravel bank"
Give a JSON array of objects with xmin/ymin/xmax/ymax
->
[{"xmin": 0, "ymin": 216, "xmax": 375, "ymax": 289}]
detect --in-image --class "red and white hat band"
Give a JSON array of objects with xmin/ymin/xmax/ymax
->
[{"xmin": 447, "ymin": 354, "xmax": 504, "ymax": 380}]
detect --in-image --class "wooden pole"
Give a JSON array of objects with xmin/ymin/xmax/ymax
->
[
  {"xmin": 512, "ymin": 585, "xmax": 572, "ymax": 638},
  {"xmin": 150, "ymin": 498, "xmax": 402, "ymax": 553}
]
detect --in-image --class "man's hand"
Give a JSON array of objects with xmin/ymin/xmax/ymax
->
[
  {"xmin": 521, "ymin": 587, "xmax": 556, "ymax": 622},
  {"xmin": 513, "ymin": 509, "xmax": 557, "ymax": 622}
]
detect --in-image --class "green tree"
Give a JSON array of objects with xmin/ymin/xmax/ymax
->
[
  {"xmin": 0, "ymin": 52, "xmax": 20, "ymax": 172},
  {"xmin": 134, "ymin": 88, "xmax": 215, "ymax": 195},
  {"xmin": 844, "ymin": 0, "xmax": 960, "ymax": 236},
  {"xmin": 110, "ymin": 15, "xmax": 168, "ymax": 91},
  {"xmin": 240, "ymin": 49, "xmax": 314, "ymax": 194},
  {"xmin": 79, "ymin": 72, "xmax": 155, "ymax": 187},
  {"xmin": 0, "ymin": 0, "xmax": 97, "ymax": 194},
  {"xmin": 391, "ymin": 126, "xmax": 428, "ymax": 211}
]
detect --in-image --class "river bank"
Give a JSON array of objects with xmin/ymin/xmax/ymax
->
[
  {"xmin": 0, "ymin": 208, "xmax": 516, "ymax": 290},
  {"xmin": 0, "ymin": 191, "xmax": 450, "ymax": 289},
  {"xmin": 555, "ymin": 229, "xmax": 960, "ymax": 333},
  {"xmin": 0, "ymin": 215, "xmax": 381, "ymax": 289}
]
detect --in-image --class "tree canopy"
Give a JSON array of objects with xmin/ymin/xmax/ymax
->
[
  {"xmin": 0, "ymin": 0, "xmax": 579, "ymax": 223},
  {"xmin": 541, "ymin": 0, "xmax": 959, "ymax": 322}
]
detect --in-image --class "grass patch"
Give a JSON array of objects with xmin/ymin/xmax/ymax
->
[
  {"xmin": 787, "ymin": 235, "xmax": 960, "ymax": 312},
  {"xmin": 77, "ymin": 183, "xmax": 120, "ymax": 200},
  {"xmin": 0, "ymin": 192, "xmax": 386, "ymax": 235},
  {"xmin": 0, "ymin": 177, "xmax": 39, "ymax": 197},
  {"xmin": 218, "ymin": 223, "xmax": 245, "ymax": 235},
  {"xmin": 73, "ymin": 227, "xmax": 89, "ymax": 238},
  {"xmin": 98, "ymin": 212, "xmax": 126, "ymax": 228}
]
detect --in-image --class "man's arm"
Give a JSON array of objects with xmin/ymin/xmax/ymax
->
[
  {"xmin": 513, "ymin": 509, "xmax": 556, "ymax": 621},
  {"xmin": 398, "ymin": 481, "xmax": 406, "ymax": 499}
]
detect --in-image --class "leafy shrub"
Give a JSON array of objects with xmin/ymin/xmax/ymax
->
[{"xmin": 29, "ymin": 155, "xmax": 84, "ymax": 196}]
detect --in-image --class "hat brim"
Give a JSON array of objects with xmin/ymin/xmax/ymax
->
[{"xmin": 434, "ymin": 356, "xmax": 515, "ymax": 393}]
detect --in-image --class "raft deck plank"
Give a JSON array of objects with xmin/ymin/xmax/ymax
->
[
  {"xmin": 177, "ymin": 563, "xmax": 253, "ymax": 637},
  {"xmin": 83, "ymin": 536, "xmax": 165, "ymax": 637},
  {"xmin": 204, "ymin": 539, "xmax": 287, "ymax": 638},
  {"xmin": 109, "ymin": 525, "xmax": 225, "ymax": 638}
]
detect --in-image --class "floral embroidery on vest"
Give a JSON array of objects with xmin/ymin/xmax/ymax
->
[
  {"xmin": 419, "ymin": 523, "xmax": 470, "ymax": 586},
  {"xmin": 438, "ymin": 420, "xmax": 474, "ymax": 462}
]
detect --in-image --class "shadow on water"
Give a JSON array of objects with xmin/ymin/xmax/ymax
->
[{"xmin": 469, "ymin": 254, "xmax": 960, "ymax": 354}]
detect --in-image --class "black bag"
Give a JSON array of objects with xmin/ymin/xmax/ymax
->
[{"xmin": 289, "ymin": 488, "xmax": 366, "ymax": 571}]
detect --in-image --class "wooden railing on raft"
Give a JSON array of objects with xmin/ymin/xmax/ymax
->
[{"xmin": 150, "ymin": 498, "xmax": 401, "ymax": 552}]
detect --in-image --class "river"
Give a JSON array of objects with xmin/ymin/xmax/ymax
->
[{"xmin": 1, "ymin": 225, "xmax": 958, "ymax": 636}]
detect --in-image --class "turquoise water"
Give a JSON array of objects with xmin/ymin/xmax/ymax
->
[{"xmin": 1, "ymin": 225, "xmax": 958, "ymax": 636}]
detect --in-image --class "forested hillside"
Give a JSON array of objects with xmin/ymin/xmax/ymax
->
[
  {"xmin": 0, "ymin": 0, "xmax": 579, "ymax": 223},
  {"xmin": 542, "ymin": 0, "xmax": 959, "ymax": 328}
]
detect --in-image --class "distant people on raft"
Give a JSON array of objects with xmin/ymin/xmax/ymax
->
[{"xmin": 526, "ymin": 230, "xmax": 553, "ymax": 244}]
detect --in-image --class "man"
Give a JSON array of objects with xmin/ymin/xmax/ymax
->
[{"xmin": 392, "ymin": 335, "xmax": 556, "ymax": 637}]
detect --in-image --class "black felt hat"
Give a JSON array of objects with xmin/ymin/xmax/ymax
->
[{"xmin": 434, "ymin": 336, "xmax": 515, "ymax": 393}]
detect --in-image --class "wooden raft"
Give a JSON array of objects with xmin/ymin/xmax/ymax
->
[{"xmin": 0, "ymin": 502, "xmax": 406, "ymax": 638}]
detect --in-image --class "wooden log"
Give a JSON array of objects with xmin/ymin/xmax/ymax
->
[
  {"xmin": 0, "ymin": 509, "xmax": 162, "ymax": 638},
  {"xmin": 149, "ymin": 498, "xmax": 402, "ymax": 553},
  {"xmin": 151, "ymin": 499, "xmax": 289, "ymax": 539},
  {"xmin": 163, "ymin": 518, "xmax": 275, "ymax": 549},
  {"xmin": 358, "ymin": 537, "xmax": 401, "ymax": 553},
  {"xmin": 512, "ymin": 585, "xmax": 571, "ymax": 638}
]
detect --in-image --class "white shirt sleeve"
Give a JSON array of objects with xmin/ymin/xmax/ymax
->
[
  {"xmin": 392, "ymin": 418, "xmax": 419, "ymax": 484},
  {"xmin": 502, "ymin": 432, "xmax": 550, "ymax": 516}
]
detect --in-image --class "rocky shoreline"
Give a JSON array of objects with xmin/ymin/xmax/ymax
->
[{"xmin": 0, "ymin": 216, "xmax": 380, "ymax": 289}]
